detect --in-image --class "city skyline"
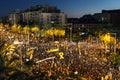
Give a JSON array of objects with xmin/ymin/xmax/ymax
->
[{"xmin": 0, "ymin": 0, "xmax": 120, "ymax": 18}]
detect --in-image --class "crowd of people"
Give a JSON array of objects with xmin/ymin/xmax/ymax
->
[{"xmin": 0, "ymin": 24, "xmax": 120, "ymax": 80}]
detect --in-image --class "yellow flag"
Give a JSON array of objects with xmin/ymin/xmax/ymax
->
[
  {"xmin": 27, "ymin": 48, "xmax": 34, "ymax": 59},
  {"xmin": 29, "ymin": 53, "xmax": 33, "ymax": 60},
  {"xmin": 8, "ymin": 45, "xmax": 15, "ymax": 51},
  {"xmin": 101, "ymin": 76, "xmax": 105, "ymax": 80},
  {"xmin": 31, "ymin": 26, "xmax": 39, "ymax": 32},
  {"xmin": 108, "ymin": 73, "xmax": 112, "ymax": 80},
  {"xmin": 47, "ymin": 48, "xmax": 59, "ymax": 53},
  {"xmin": 105, "ymin": 74, "xmax": 109, "ymax": 80},
  {"xmin": 27, "ymin": 48, "xmax": 34, "ymax": 55},
  {"xmin": 81, "ymin": 77, "xmax": 87, "ymax": 80}
]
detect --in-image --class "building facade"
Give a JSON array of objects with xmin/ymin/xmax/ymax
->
[
  {"xmin": 22, "ymin": 5, "xmax": 67, "ymax": 26},
  {"xmin": 8, "ymin": 5, "xmax": 67, "ymax": 26},
  {"xmin": 22, "ymin": 12, "xmax": 67, "ymax": 26},
  {"xmin": 94, "ymin": 9, "xmax": 120, "ymax": 27},
  {"xmin": 8, "ymin": 9, "xmax": 22, "ymax": 25}
]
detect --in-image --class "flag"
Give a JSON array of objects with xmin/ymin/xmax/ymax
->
[
  {"xmin": 29, "ymin": 54, "xmax": 33, "ymax": 60},
  {"xmin": 101, "ymin": 76, "xmax": 105, "ymax": 80},
  {"xmin": 27, "ymin": 48, "xmax": 34, "ymax": 59},
  {"xmin": 8, "ymin": 44, "xmax": 15, "ymax": 51},
  {"xmin": 47, "ymin": 48, "xmax": 59, "ymax": 53},
  {"xmin": 27, "ymin": 48, "xmax": 34, "ymax": 55}
]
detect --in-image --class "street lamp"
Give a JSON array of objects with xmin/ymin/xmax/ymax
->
[
  {"xmin": 27, "ymin": 12, "xmax": 30, "ymax": 45},
  {"xmin": 51, "ymin": 21, "xmax": 54, "ymax": 42},
  {"xmin": 69, "ymin": 24, "xmax": 72, "ymax": 42},
  {"xmin": 110, "ymin": 33, "xmax": 117, "ymax": 54}
]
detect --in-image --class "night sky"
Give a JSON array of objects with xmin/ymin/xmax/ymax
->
[{"xmin": 0, "ymin": 0, "xmax": 120, "ymax": 18}]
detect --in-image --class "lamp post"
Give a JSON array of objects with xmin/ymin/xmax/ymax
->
[
  {"xmin": 27, "ymin": 27, "xmax": 30, "ymax": 45},
  {"xmin": 110, "ymin": 33, "xmax": 117, "ymax": 54},
  {"xmin": 14, "ymin": 13, "xmax": 16, "ymax": 25},
  {"xmin": 107, "ymin": 33, "xmax": 117, "ymax": 54},
  {"xmin": 27, "ymin": 12, "xmax": 30, "ymax": 45},
  {"xmin": 70, "ymin": 24, "xmax": 72, "ymax": 42},
  {"xmin": 51, "ymin": 21, "xmax": 54, "ymax": 42}
]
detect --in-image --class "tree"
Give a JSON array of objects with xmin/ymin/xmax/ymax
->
[
  {"xmin": 42, "ymin": 24, "xmax": 51, "ymax": 30},
  {"xmin": 31, "ymin": 26, "xmax": 40, "ymax": 33},
  {"xmin": 109, "ymin": 54, "xmax": 120, "ymax": 66},
  {"xmin": 100, "ymin": 33, "xmax": 115, "ymax": 45},
  {"xmin": 23, "ymin": 26, "xmax": 30, "ymax": 34},
  {"xmin": 11, "ymin": 24, "xmax": 22, "ymax": 33}
]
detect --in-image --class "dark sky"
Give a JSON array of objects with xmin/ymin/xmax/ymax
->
[{"xmin": 0, "ymin": 0, "xmax": 120, "ymax": 18}]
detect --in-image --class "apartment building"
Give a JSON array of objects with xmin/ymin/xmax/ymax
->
[
  {"xmin": 8, "ymin": 9, "xmax": 22, "ymax": 25},
  {"xmin": 94, "ymin": 9, "xmax": 120, "ymax": 27},
  {"xmin": 8, "ymin": 5, "xmax": 67, "ymax": 26},
  {"xmin": 22, "ymin": 5, "xmax": 67, "ymax": 26}
]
